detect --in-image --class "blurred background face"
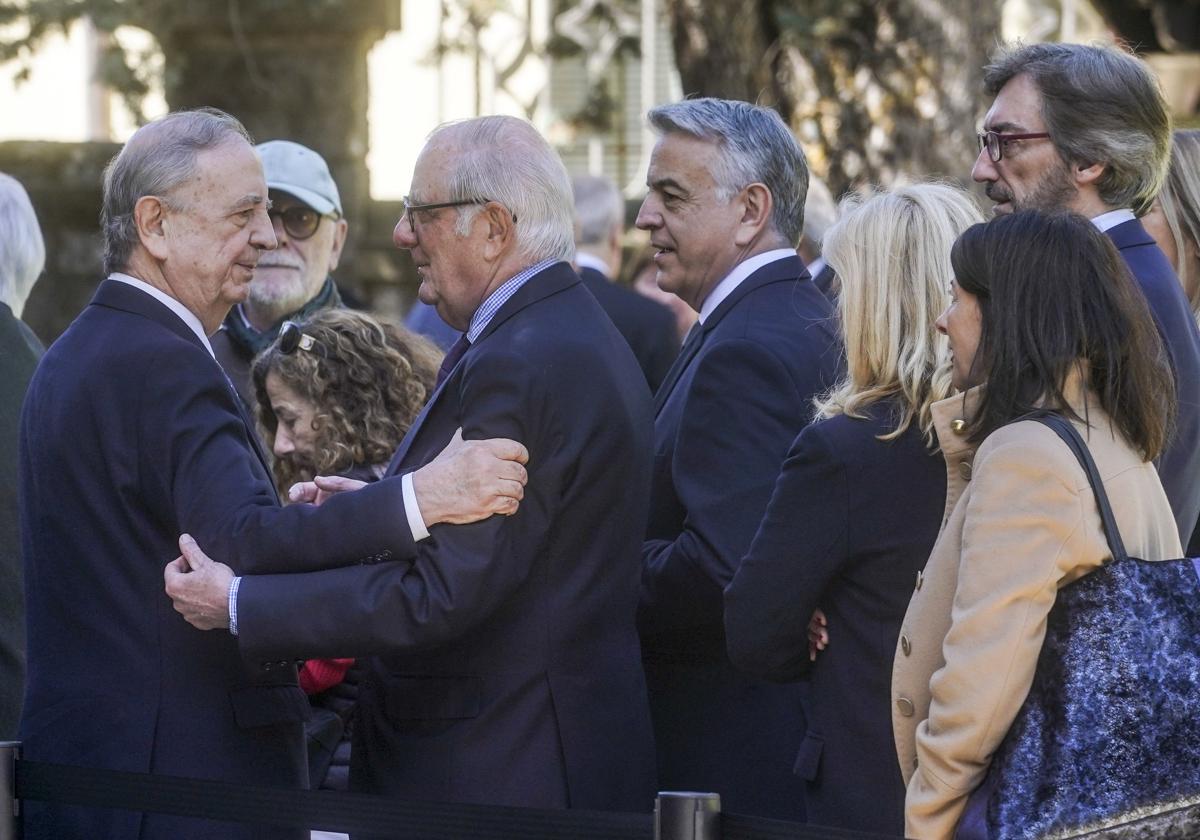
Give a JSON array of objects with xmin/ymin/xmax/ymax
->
[
  {"xmin": 250, "ymin": 191, "xmax": 346, "ymax": 315},
  {"xmin": 264, "ymin": 370, "xmax": 320, "ymax": 468},
  {"xmin": 936, "ymin": 279, "xmax": 983, "ymax": 391}
]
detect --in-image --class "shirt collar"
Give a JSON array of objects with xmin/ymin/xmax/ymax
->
[
  {"xmin": 574, "ymin": 251, "xmax": 610, "ymax": 277},
  {"xmin": 109, "ymin": 272, "xmax": 215, "ymax": 358},
  {"xmin": 465, "ymin": 258, "xmax": 560, "ymax": 343},
  {"xmin": 698, "ymin": 248, "xmax": 797, "ymax": 324},
  {"xmin": 1091, "ymin": 208, "xmax": 1135, "ymax": 233}
]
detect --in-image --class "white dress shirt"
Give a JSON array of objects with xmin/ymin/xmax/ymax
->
[{"xmin": 699, "ymin": 248, "xmax": 797, "ymax": 324}]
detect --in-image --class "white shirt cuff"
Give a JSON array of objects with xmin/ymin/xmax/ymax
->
[
  {"xmin": 228, "ymin": 576, "xmax": 241, "ymax": 636},
  {"xmin": 401, "ymin": 471, "xmax": 431, "ymax": 542}
]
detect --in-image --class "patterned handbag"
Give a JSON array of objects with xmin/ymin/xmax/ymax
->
[{"xmin": 958, "ymin": 411, "xmax": 1200, "ymax": 840}]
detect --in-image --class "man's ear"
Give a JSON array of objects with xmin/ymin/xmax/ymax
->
[
  {"xmin": 480, "ymin": 201, "xmax": 515, "ymax": 261},
  {"xmin": 327, "ymin": 218, "xmax": 350, "ymax": 272},
  {"xmin": 1074, "ymin": 160, "xmax": 1106, "ymax": 188},
  {"xmin": 733, "ymin": 183, "xmax": 773, "ymax": 248},
  {"xmin": 135, "ymin": 195, "xmax": 171, "ymax": 261}
]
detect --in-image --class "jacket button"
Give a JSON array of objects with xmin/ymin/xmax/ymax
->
[
  {"xmin": 915, "ymin": 570, "xmax": 924, "ymax": 591},
  {"xmin": 262, "ymin": 662, "xmax": 273, "ymax": 671},
  {"xmin": 896, "ymin": 697, "xmax": 914, "ymax": 717},
  {"xmin": 951, "ymin": 418, "xmax": 967, "ymax": 435},
  {"xmin": 901, "ymin": 635, "xmax": 911, "ymax": 656},
  {"xmin": 958, "ymin": 461, "xmax": 972, "ymax": 481}
]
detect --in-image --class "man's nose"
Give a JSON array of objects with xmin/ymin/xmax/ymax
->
[
  {"xmin": 252, "ymin": 210, "xmax": 278, "ymax": 251},
  {"xmin": 394, "ymin": 215, "xmax": 417, "ymax": 249},
  {"xmin": 971, "ymin": 147, "xmax": 998, "ymax": 184},
  {"xmin": 273, "ymin": 428, "xmax": 294, "ymax": 457},
  {"xmin": 634, "ymin": 197, "xmax": 660, "ymax": 231}
]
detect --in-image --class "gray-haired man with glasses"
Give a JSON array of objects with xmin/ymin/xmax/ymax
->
[{"xmin": 212, "ymin": 140, "xmax": 350, "ymax": 404}]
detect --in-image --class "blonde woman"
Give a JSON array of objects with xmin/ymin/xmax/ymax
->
[
  {"xmin": 1144, "ymin": 130, "xmax": 1200, "ymax": 321},
  {"xmin": 725, "ymin": 183, "xmax": 982, "ymax": 834}
]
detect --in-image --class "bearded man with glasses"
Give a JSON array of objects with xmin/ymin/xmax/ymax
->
[{"xmin": 212, "ymin": 139, "xmax": 350, "ymax": 404}]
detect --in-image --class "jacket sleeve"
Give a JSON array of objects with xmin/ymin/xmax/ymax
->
[
  {"xmin": 724, "ymin": 423, "xmax": 848, "ymax": 680},
  {"xmin": 906, "ymin": 433, "xmax": 1088, "ymax": 839},
  {"xmin": 234, "ymin": 346, "xmax": 558, "ymax": 661},
  {"xmin": 640, "ymin": 337, "xmax": 819, "ymax": 636},
  {"xmin": 139, "ymin": 342, "xmax": 415, "ymax": 576}
]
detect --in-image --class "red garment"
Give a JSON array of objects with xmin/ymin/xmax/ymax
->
[{"xmin": 298, "ymin": 658, "xmax": 355, "ymax": 695}]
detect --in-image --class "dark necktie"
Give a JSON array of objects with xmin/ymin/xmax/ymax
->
[{"xmin": 436, "ymin": 334, "xmax": 471, "ymax": 387}]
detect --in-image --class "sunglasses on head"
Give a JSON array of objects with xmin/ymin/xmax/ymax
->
[{"xmin": 277, "ymin": 321, "xmax": 318, "ymax": 354}]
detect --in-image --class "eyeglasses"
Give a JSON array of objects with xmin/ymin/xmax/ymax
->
[
  {"xmin": 400, "ymin": 197, "xmax": 515, "ymax": 232},
  {"xmin": 977, "ymin": 130, "xmax": 1052, "ymax": 163},
  {"xmin": 268, "ymin": 205, "xmax": 339, "ymax": 240},
  {"xmin": 278, "ymin": 320, "xmax": 318, "ymax": 354}
]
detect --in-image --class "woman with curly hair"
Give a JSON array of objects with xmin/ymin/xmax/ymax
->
[
  {"xmin": 250, "ymin": 307, "xmax": 440, "ymax": 795},
  {"xmin": 251, "ymin": 308, "xmax": 441, "ymax": 495}
]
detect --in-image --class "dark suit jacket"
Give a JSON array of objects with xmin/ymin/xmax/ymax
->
[
  {"xmin": 579, "ymin": 265, "xmax": 678, "ymax": 393},
  {"xmin": 0, "ymin": 302, "xmax": 41, "ymax": 740},
  {"xmin": 1107, "ymin": 219, "xmax": 1200, "ymax": 552},
  {"xmin": 725, "ymin": 399, "xmax": 945, "ymax": 834},
  {"xmin": 639, "ymin": 253, "xmax": 842, "ymax": 820},
  {"xmin": 19, "ymin": 280, "xmax": 414, "ymax": 840},
  {"xmin": 236, "ymin": 262, "xmax": 657, "ymax": 815}
]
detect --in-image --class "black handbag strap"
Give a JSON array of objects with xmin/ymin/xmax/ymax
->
[{"xmin": 1021, "ymin": 410, "xmax": 1130, "ymax": 564}]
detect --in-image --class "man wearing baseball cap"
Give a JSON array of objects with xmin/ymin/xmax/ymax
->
[{"xmin": 212, "ymin": 140, "xmax": 349, "ymax": 403}]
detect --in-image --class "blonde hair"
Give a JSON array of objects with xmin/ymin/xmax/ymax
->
[
  {"xmin": 1157, "ymin": 130, "xmax": 1200, "ymax": 320},
  {"xmin": 813, "ymin": 183, "xmax": 983, "ymax": 445}
]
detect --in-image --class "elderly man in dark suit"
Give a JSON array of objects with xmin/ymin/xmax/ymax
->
[
  {"xmin": 0, "ymin": 172, "xmax": 44, "ymax": 741},
  {"xmin": 19, "ymin": 108, "xmax": 524, "ymax": 840},
  {"xmin": 572, "ymin": 174, "xmax": 677, "ymax": 392},
  {"xmin": 167, "ymin": 115, "xmax": 657, "ymax": 815},
  {"xmin": 971, "ymin": 41, "xmax": 1200, "ymax": 553},
  {"xmin": 635, "ymin": 98, "xmax": 842, "ymax": 820}
]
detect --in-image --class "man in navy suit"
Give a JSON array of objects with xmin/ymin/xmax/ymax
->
[
  {"xmin": 20, "ymin": 109, "xmax": 524, "ymax": 840},
  {"xmin": 635, "ymin": 98, "xmax": 842, "ymax": 820},
  {"xmin": 972, "ymin": 42, "xmax": 1200, "ymax": 553},
  {"xmin": 572, "ymin": 174, "xmax": 678, "ymax": 392},
  {"xmin": 167, "ymin": 115, "xmax": 657, "ymax": 816}
]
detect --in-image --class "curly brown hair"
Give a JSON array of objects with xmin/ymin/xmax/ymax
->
[{"xmin": 251, "ymin": 309, "xmax": 442, "ymax": 494}]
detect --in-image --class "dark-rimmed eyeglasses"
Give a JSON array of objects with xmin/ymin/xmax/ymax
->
[
  {"xmin": 278, "ymin": 320, "xmax": 318, "ymax": 354},
  {"xmin": 977, "ymin": 130, "xmax": 1052, "ymax": 163},
  {"xmin": 400, "ymin": 197, "xmax": 515, "ymax": 233},
  {"xmin": 268, "ymin": 205, "xmax": 339, "ymax": 240}
]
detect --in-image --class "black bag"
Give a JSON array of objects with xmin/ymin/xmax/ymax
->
[{"xmin": 959, "ymin": 412, "xmax": 1200, "ymax": 840}]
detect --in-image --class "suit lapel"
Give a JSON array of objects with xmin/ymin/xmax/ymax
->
[
  {"xmin": 651, "ymin": 255, "xmax": 808, "ymax": 416},
  {"xmin": 653, "ymin": 323, "xmax": 706, "ymax": 415},
  {"xmin": 91, "ymin": 279, "xmax": 278, "ymax": 493},
  {"xmin": 385, "ymin": 262, "xmax": 580, "ymax": 476}
]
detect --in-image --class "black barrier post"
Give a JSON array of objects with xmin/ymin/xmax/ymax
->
[
  {"xmin": 655, "ymin": 792, "xmax": 720, "ymax": 840},
  {"xmin": 0, "ymin": 742, "xmax": 17, "ymax": 840}
]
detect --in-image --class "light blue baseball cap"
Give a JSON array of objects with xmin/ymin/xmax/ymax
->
[{"xmin": 256, "ymin": 140, "xmax": 342, "ymax": 217}]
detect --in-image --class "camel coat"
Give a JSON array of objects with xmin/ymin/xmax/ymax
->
[{"xmin": 892, "ymin": 386, "xmax": 1181, "ymax": 839}]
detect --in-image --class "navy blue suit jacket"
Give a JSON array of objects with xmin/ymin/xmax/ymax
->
[
  {"xmin": 236, "ymin": 262, "xmax": 657, "ymax": 815},
  {"xmin": 19, "ymin": 280, "xmax": 415, "ymax": 840},
  {"xmin": 725, "ymin": 400, "xmax": 945, "ymax": 834},
  {"xmin": 1107, "ymin": 219, "xmax": 1200, "ymax": 552},
  {"xmin": 639, "ymin": 253, "xmax": 842, "ymax": 819},
  {"xmin": 579, "ymin": 265, "xmax": 678, "ymax": 393}
]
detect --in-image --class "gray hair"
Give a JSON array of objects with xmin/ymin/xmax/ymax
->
[
  {"xmin": 1157, "ymin": 130, "xmax": 1200, "ymax": 319},
  {"xmin": 647, "ymin": 98, "xmax": 809, "ymax": 245},
  {"xmin": 427, "ymin": 116, "xmax": 575, "ymax": 263},
  {"xmin": 572, "ymin": 174, "xmax": 623, "ymax": 247},
  {"xmin": 101, "ymin": 107, "xmax": 252, "ymax": 275},
  {"xmin": 0, "ymin": 172, "xmax": 45, "ymax": 318},
  {"xmin": 983, "ymin": 42, "xmax": 1171, "ymax": 217}
]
